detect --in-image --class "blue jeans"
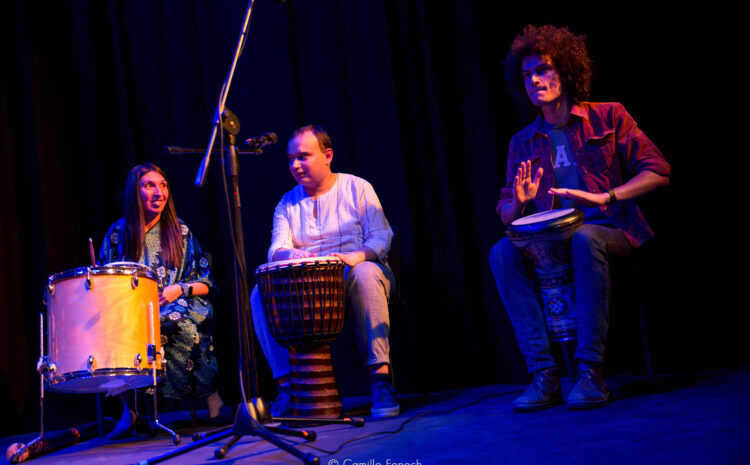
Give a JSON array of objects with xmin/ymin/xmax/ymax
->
[
  {"xmin": 251, "ymin": 261, "xmax": 394, "ymax": 379},
  {"xmin": 489, "ymin": 224, "xmax": 634, "ymax": 373}
]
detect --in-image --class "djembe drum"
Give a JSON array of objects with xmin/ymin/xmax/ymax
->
[
  {"xmin": 506, "ymin": 208, "xmax": 584, "ymax": 342},
  {"xmin": 255, "ymin": 256, "xmax": 346, "ymax": 418}
]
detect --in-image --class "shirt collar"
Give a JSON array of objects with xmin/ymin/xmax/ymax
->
[{"xmin": 524, "ymin": 103, "xmax": 588, "ymax": 141}]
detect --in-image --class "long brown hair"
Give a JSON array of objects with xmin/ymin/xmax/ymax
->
[{"xmin": 123, "ymin": 163, "xmax": 184, "ymax": 268}]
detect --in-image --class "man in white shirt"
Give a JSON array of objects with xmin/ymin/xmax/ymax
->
[{"xmin": 251, "ymin": 125, "xmax": 399, "ymax": 418}]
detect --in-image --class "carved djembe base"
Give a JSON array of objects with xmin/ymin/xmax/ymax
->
[{"xmin": 507, "ymin": 208, "xmax": 584, "ymax": 342}]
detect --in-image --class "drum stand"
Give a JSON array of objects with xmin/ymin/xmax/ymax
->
[
  {"xmin": 145, "ymin": 303, "xmax": 181, "ymax": 445},
  {"xmin": 24, "ymin": 303, "xmax": 180, "ymax": 463},
  {"xmin": 9, "ymin": 314, "xmax": 51, "ymax": 463}
]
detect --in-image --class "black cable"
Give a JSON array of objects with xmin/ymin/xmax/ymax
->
[{"xmin": 263, "ymin": 387, "xmax": 525, "ymax": 456}]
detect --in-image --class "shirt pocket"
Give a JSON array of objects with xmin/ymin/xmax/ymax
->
[
  {"xmin": 583, "ymin": 131, "xmax": 615, "ymax": 174},
  {"xmin": 514, "ymin": 153, "xmax": 542, "ymax": 170}
]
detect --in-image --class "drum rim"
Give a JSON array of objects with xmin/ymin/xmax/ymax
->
[
  {"xmin": 255, "ymin": 256, "xmax": 344, "ymax": 274},
  {"xmin": 44, "ymin": 367, "xmax": 166, "ymax": 393},
  {"xmin": 48, "ymin": 264, "xmax": 157, "ymax": 282},
  {"xmin": 508, "ymin": 208, "xmax": 584, "ymax": 233}
]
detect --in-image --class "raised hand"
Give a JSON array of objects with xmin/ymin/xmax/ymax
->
[{"xmin": 514, "ymin": 160, "xmax": 544, "ymax": 207}]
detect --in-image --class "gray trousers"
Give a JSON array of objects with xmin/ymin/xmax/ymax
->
[{"xmin": 251, "ymin": 261, "xmax": 394, "ymax": 379}]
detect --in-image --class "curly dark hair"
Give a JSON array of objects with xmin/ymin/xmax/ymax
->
[{"xmin": 504, "ymin": 24, "xmax": 592, "ymax": 110}]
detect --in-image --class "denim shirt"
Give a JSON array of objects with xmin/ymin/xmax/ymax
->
[{"xmin": 498, "ymin": 101, "xmax": 670, "ymax": 247}]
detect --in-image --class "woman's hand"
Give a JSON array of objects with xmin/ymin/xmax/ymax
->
[{"xmin": 159, "ymin": 284, "xmax": 183, "ymax": 306}]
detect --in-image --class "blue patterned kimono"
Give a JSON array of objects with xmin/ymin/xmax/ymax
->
[{"xmin": 98, "ymin": 218, "xmax": 219, "ymax": 400}]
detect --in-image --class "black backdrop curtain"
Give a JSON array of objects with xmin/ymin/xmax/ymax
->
[{"xmin": 0, "ymin": 1, "xmax": 732, "ymax": 436}]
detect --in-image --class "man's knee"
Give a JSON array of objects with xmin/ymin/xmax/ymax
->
[
  {"xmin": 348, "ymin": 261, "xmax": 390, "ymax": 295},
  {"xmin": 572, "ymin": 224, "xmax": 603, "ymax": 252},
  {"xmin": 489, "ymin": 237, "xmax": 515, "ymax": 271},
  {"xmin": 571, "ymin": 224, "xmax": 610, "ymax": 265},
  {"xmin": 349, "ymin": 261, "xmax": 385, "ymax": 281}
]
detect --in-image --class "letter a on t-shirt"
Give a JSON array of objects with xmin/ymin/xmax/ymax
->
[{"xmin": 554, "ymin": 145, "xmax": 573, "ymax": 168}]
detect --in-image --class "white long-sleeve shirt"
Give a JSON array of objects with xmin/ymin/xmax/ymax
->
[{"xmin": 268, "ymin": 173, "xmax": 393, "ymax": 263}]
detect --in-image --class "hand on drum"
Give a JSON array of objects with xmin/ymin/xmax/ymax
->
[
  {"xmin": 274, "ymin": 248, "xmax": 317, "ymax": 261},
  {"xmin": 513, "ymin": 160, "xmax": 544, "ymax": 206},
  {"xmin": 159, "ymin": 284, "xmax": 183, "ymax": 306},
  {"xmin": 330, "ymin": 251, "xmax": 366, "ymax": 267},
  {"xmin": 548, "ymin": 187, "xmax": 609, "ymax": 207}
]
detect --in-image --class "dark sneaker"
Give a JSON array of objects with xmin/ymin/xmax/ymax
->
[
  {"xmin": 370, "ymin": 381, "xmax": 400, "ymax": 418},
  {"xmin": 513, "ymin": 367, "xmax": 563, "ymax": 412},
  {"xmin": 270, "ymin": 391, "xmax": 291, "ymax": 418},
  {"xmin": 208, "ymin": 405, "xmax": 234, "ymax": 426},
  {"xmin": 567, "ymin": 366, "xmax": 610, "ymax": 410}
]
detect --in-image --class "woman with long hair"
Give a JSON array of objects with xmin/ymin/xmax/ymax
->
[{"xmin": 99, "ymin": 163, "xmax": 231, "ymax": 438}]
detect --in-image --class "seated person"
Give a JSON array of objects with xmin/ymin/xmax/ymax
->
[
  {"xmin": 489, "ymin": 25, "xmax": 670, "ymax": 411},
  {"xmin": 251, "ymin": 125, "xmax": 399, "ymax": 418},
  {"xmin": 99, "ymin": 163, "xmax": 231, "ymax": 438}
]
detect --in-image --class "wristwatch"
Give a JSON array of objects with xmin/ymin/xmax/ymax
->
[
  {"xmin": 607, "ymin": 189, "xmax": 617, "ymax": 205},
  {"xmin": 179, "ymin": 283, "xmax": 192, "ymax": 297}
]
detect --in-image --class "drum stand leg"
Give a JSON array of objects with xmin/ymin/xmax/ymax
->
[
  {"xmin": 145, "ymin": 303, "xmax": 181, "ymax": 445},
  {"xmin": 11, "ymin": 314, "xmax": 49, "ymax": 463}
]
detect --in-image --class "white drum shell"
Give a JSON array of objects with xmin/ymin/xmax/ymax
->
[{"xmin": 45, "ymin": 266, "xmax": 163, "ymax": 393}]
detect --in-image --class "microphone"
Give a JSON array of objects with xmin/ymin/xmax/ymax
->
[{"xmin": 245, "ymin": 132, "xmax": 278, "ymax": 148}]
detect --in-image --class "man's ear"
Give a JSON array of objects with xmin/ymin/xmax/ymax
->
[{"xmin": 325, "ymin": 148, "xmax": 334, "ymax": 165}]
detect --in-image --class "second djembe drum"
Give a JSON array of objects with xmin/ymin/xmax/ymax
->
[
  {"xmin": 255, "ymin": 256, "xmax": 346, "ymax": 418},
  {"xmin": 506, "ymin": 208, "xmax": 584, "ymax": 342}
]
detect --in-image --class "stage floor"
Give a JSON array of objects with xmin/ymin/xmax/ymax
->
[{"xmin": 3, "ymin": 367, "xmax": 749, "ymax": 465}]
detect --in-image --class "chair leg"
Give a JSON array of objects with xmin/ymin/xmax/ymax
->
[
  {"xmin": 96, "ymin": 393, "xmax": 104, "ymax": 437},
  {"xmin": 633, "ymin": 255, "xmax": 654, "ymax": 385},
  {"xmin": 191, "ymin": 398, "xmax": 198, "ymax": 427}
]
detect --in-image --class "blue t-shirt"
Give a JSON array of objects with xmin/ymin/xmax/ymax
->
[{"xmin": 545, "ymin": 124, "xmax": 608, "ymax": 223}]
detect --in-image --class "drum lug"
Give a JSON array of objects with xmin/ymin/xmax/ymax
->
[
  {"xmin": 147, "ymin": 344, "xmax": 155, "ymax": 364},
  {"xmin": 37, "ymin": 356, "xmax": 57, "ymax": 379},
  {"xmin": 43, "ymin": 278, "xmax": 55, "ymax": 305},
  {"xmin": 131, "ymin": 271, "xmax": 139, "ymax": 288},
  {"xmin": 87, "ymin": 355, "xmax": 96, "ymax": 371},
  {"xmin": 85, "ymin": 268, "xmax": 93, "ymax": 290},
  {"xmin": 134, "ymin": 353, "xmax": 142, "ymax": 369}
]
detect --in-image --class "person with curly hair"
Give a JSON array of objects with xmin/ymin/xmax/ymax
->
[{"xmin": 489, "ymin": 25, "xmax": 670, "ymax": 411}]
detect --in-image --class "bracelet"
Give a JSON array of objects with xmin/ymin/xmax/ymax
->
[
  {"xmin": 607, "ymin": 189, "xmax": 617, "ymax": 205},
  {"xmin": 179, "ymin": 283, "xmax": 190, "ymax": 296}
]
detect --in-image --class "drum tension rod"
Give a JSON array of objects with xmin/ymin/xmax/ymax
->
[{"xmin": 85, "ymin": 268, "xmax": 93, "ymax": 290}]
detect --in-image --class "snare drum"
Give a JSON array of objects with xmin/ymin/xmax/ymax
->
[
  {"xmin": 507, "ymin": 208, "xmax": 584, "ymax": 341},
  {"xmin": 255, "ymin": 256, "xmax": 346, "ymax": 418},
  {"xmin": 44, "ymin": 263, "xmax": 164, "ymax": 393}
]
